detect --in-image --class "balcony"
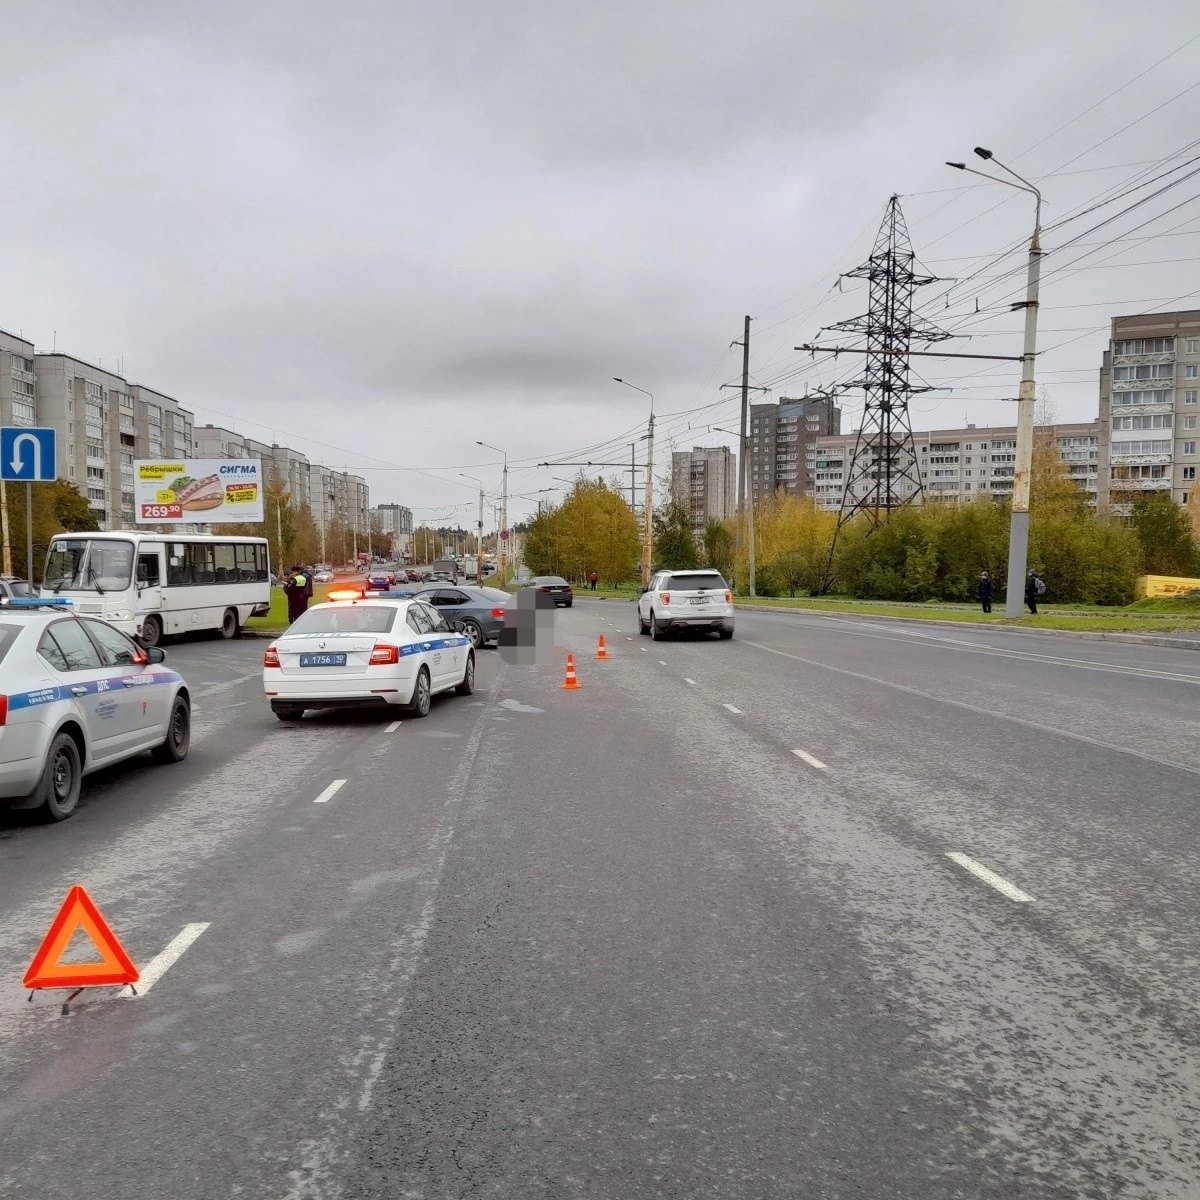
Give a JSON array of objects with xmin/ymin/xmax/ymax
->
[
  {"xmin": 1110, "ymin": 476, "xmax": 1172, "ymax": 491},
  {"xmin": 1113, "ymin": 351, "xmax": 1174, "ymax": 366},
  {"xmin": 1110, "ymin": 452, "xmax": 1172, "ymax": 466}
]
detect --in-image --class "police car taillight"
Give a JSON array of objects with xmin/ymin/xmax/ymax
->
[
  {"xmin": 369, "ymin": 644, "xmax": 399, "ymax": 665},
  {"xmin": 263, "ymin": 646, "xmax": 281, "ymax": 668},
  {"xmin": 0, "ymin": 695, "xmax": 7, "ymax": 726}
]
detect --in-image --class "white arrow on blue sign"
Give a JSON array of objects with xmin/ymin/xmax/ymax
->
[{"xmin": 0, "ymin": 427, "xmax": 57, "ymax": 482}]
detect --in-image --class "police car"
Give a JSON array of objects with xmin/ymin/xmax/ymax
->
[
  {"xmin": 0, "ymin": 598, "xmax": 191, "ymax": 822},
  {"xmin": 263, "ymin": 591, "xmax": 475, "ymax": 721}
]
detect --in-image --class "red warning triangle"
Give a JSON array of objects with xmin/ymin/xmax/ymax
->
[{"xmin": 23, "ymin": 885, "xmax": 139, "ymax": 990}]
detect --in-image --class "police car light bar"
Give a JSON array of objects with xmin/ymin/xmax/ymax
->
[{"xmin": 1, "ymin": 596, "xmax": 74, "ymax": 608}]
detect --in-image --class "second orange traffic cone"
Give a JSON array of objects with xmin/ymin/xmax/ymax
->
[
  {"xmin": 595, "ymin": 635, "xmax": 610, "ymax": 661},
  {"xmin": 561, "ymin": 653, "xmax": 581, "ymax": 690}
]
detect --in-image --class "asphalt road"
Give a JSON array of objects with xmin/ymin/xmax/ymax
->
[{"xmin": 1, "ymin": 604, "xmax": 1198, "ymax": 1198}]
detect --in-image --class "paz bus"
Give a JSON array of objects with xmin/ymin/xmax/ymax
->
[{"xmin": 41, "ymin": 531, "xmax": 271, "ymax": 645}]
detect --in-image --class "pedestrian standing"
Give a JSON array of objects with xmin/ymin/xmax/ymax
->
[
  {"xmin": 978, "ymin": 570, "xmax": 993, "ymax": 614},
  {"xmin": 1025, "ymin": 569, "xmax": 1045, "ymax": 615},
  {"xmin": 302, "ymin": 564, "xmax": 314, "ymax": 603},
  {"xmin": 285, "ymin": 565, "xmax": 308, "ymax": 623},
  {"xmin": 589, "ymin": 571, "xmax": 598, "ymax": 591}
]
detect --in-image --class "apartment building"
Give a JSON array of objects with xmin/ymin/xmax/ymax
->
[
  {"xmin": 0, "ymin": 329, "xmax": 37, "ymax": 428},
  {"xmin": 1097, "ymin": 309, "xmax": 1200, "ymax": 511},
  {"xmin": 813, "ymin": 421, "xmax": 1100, "ymax": 510},
  {"xmin": 193, "ymin": 424, "xmax": 251, "ymax": 460},
  {"xmin": 749, "ymin": 396, "xmax": 841, "ymax": 502},
  {"xmin": 372, "ymin": 503, "xmax": 414, "ymax": 555},
  {"xmin": 670, "ymin": 445, "xmax": 736, "ymax": 535}
]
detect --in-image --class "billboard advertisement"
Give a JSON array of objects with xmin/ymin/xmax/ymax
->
[{"xmin": 133, "ymin": 459, "xmax": 264, "ymax": 523}]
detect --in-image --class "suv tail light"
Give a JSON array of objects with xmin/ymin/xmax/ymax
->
[
  {"xmin": 725, "ymin": 590, "xmax": 733, "ymax": 603},
  {"xmin": 370, "ymin": 643, "xmax": 399, "ymax": 665},
  {"xmin": 659, "ymin": 592, "xmax": 671, "ymax": 605},
  {"xmin": 263, "ymin": 646, "xmax": 280, "ymax": 668}
]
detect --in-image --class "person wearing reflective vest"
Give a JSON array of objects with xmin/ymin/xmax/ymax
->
[{"xmin": 284, "ymin": 566, "xmax": 309, "ymax": 623}]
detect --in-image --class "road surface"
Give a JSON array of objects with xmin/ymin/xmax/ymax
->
[{"xmin": 1, "ymin": 605, "xmax": 1198, "ymax": 1198}]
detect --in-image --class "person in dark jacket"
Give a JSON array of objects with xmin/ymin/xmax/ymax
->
[
  {"xmin": 1025, "ymin": 569, "xmax": 1043, "ymax": 615},
  {"xmin": 978, "ymin": 570, "xmax": 993, "ymax": 614},
  {"xmin": 302, "ymin": 565, "xmax": 314, "ymax": 600},
  {"xmin": 284, "ymin": 566, "xmax": 309, "ymax": 623}
]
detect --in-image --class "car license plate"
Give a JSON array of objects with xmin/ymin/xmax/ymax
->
[
  {"xmin": 690, "ymin": 597, "xmax": 710, "ymax": 606},
  {"xmin": 299, "ymin": 653, "xmax": 347, "ymax": 667}
]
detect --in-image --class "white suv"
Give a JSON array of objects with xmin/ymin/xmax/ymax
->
[{"xmin": 638, "ymin": 570, "xmax": 734, "ymax": 641}]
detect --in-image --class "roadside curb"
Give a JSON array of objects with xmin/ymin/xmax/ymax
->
[{"xmin": 732, "ymin": 604, "xmax": 1200, "ymax": 652}]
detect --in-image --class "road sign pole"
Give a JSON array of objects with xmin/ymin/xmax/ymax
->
[
  {"xmin": 26, "ymin": 482, "xmax": 32, "ymax": 582},
  {"xmin": 0, "ymin": 480, "xmax": 11, "ymax": 576}
]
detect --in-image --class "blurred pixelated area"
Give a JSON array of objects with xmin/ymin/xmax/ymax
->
[{"xmin": 498, "ymin": 588, "xmax": 559, "ymax": 665}]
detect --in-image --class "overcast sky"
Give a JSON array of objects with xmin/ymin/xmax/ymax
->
[{"xmin": 2, "ymin": 2, "xmax": 1199, "ymax": 525}]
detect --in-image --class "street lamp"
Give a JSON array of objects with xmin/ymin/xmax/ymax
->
[
  {"xmin": 459, "ymin": 472, "xmax": 485, "ymax": 584},
  {"xmin": 948, "ymin": 147, "xmax": 1043, "ymax": 618},
  {"xmin": 476, "ymin": 440, "xmax": 509, "ymax": 583},
  {"xmin": 614, "ymin": 378, "xmax": 655, "ymax": 587}
]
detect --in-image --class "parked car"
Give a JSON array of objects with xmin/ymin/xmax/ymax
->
[
  {"xmin": 411, "ymin": 585, "xmax": 511, "ymax": 648},
  {"xmin": 314, "ymin": 569, "xmax": 334, "ymax": 583},
  {"xmin": 364, "ymin": 572, "xmax": 393, "ymax": 592},
  {"xmin": 0, "ymin": 577, "xmax": 35, "ymax": 603},
  {"xmin": 637, "ymin": 569, "xmax": 733, "ymax": 640},
  {"xmin": 523, "ymin": 576, "xmax": 573, "ymax": 607}
]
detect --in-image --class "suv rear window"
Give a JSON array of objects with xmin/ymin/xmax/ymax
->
[{"xmin": 665, "ymin": 573, "xmax": 727, "ymax": 591}]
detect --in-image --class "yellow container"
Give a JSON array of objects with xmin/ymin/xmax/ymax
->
[{"xmin": 1134, "ymin": 574, "xmax": 1200, "ymax": 600}]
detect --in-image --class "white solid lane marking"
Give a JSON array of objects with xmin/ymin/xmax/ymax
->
[
  {"xmin": 314, "ymin": 779, "xmax": 346, "ymax": 804},
  {"xmin": 384, "ymin": 721, "xmax": 401, "ymax": 733},
  {"xmin": 641, "ymin": 647, "xmax": 648, "ymax": 652},
  {"xmin": 792, "ymin": 748, "xmax": 828, "ymax": 770},
  {"xmin": 119, "ymin": 923, "xmax": 210, "ymax": 997},
  {"xmin": 945, "ymin": 852, "xmax": 1035, "ymax": 903},
  {"xmin": 684, "ymin": 678, "xmax": 697, "ymax": 686},
  {"xmin": 658, "ymin": 660, "xmax": 667, "ymax": 665},
  {"xmin": 723, "ymin": 703, "xmax": 741, "ymax": 713}
]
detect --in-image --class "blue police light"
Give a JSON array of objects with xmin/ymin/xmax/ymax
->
[{"xmin": 1, "ymin": 597, "xmax": 74, "ymax": 608}]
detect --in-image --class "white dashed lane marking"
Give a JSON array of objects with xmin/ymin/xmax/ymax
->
[
  {"xmin": 384, "ymin": 721, "xmax": 401, "ymax": 733},
  {"xmin": 119, "ymin": 923, "xmax": 210, "ymax": 998},
  {"xmin": 723, "ymin": 703, "xmax": 741, "ymax": 714},
  {"xmin": 658, "ymin": 660, "xmax": 667, "ymax": 666},
  {"xmin": 313, "ymin": 780, "xmax": 346, "ymax": 804},
  {"xmin": 945, "ymin": 852, "xmax": 1035, "ymax": 903},
  {"xmin": 792, "ymin": 749, "xmax": 828, "ymax": 771},
  {"xmin": 684, "ymin": 678, "xmax": 697, "ymax": 686}
]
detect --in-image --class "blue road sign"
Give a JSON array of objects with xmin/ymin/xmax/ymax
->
[{"xmin": 0, "ymin": 427, "xmax": 57, "ymax": 482}]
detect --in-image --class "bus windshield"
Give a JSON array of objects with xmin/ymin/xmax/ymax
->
[{"xmin": 44, "ymin": 539, "xmax": 134, "ymax": 594}]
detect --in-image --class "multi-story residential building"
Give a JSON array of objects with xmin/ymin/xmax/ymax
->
[
  {"xmin": 193, "ymin": 424, "xmax": 250, "ymax": 459},
  {"xmin": 749, "ymin": 396, "xmax": 841, "ymax": 502},
  {"xmin": 1097, "ymin": 309, "xmax": 1200, "ymax": 511},
  {"xmin": 0, "ymin": 329, "xmax": 37, "ymax": 428},
  {"xmin": 813, "ymin": 421, "xmax": 1100, "ymax": 510},
  {"xmin": 670, "ymin": 446, "xmax": 736, "ymax": 536},
  {"xmin": 372, "ymin": 503, "xmax": 414, "ymax": 556}
]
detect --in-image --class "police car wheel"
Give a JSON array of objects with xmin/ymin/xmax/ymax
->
[
  {"xmin": 408, "ymin": 667, "xmax": 432, "ymax": 718},
  {"xmin": 153, "ymin": 696, "xmax": 191, "ymax": 763},
  {"xmin": 140, "ymin": 615, "xmax": 162, "ymax": 648},
  {"xmin": 456, "ymin": 653, "xmax": 475, "ymax": 696},
  {"xmin": 34, "ymin": 732, "xmax": 82, "ymax": 822}
]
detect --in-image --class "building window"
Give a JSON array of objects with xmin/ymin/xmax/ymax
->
[
  {"xmin": 1185, "ymin": 442, "xmax": 1197, "ymax": 456},
  {"xmin": 1186, "ymin": 391, "xmax": 1199, "ymax": 405},
  {"xmin": 1187, "ymin": 338, "xmax": 1200, "ymax": 354},
  {"xmin": 1114, "ymin": 337, "xmax": 1174, "ymax": 355},
  {"xmin": 1184, "ymin": 364, "xmax": 1199, "ymax": 378},
  {"xmin": 1185, "ymin": 416, "xmax": 1199, "ymax": 430},
  {"xmin": 1185, "ymin": 467, "xmax": 1197, "ymax": 481}
]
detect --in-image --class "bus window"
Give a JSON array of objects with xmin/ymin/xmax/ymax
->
[{"xmin": 137, "ymin": 554, "xmax": 161, "ymax": 588}]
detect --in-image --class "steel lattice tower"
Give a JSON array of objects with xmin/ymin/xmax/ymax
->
[{"xmin": 830, "ymin": 196, "xmax": 950, "ymax": 529}]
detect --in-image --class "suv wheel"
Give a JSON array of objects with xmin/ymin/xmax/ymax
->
[{"xmin": 650, "ymin": 613, "xmax": 664, "ymax": 641}]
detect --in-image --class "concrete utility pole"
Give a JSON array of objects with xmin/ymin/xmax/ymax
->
[
  {"xmin": 459, "ymin": 472, "xmax": 485, "ymax": 584},
  {"xmin": 613, "ymin": 379, "xmax": 655, "ymax": 587},
  {"xmin": 948, "ymin": 149, "xmax": 1043, "ymax": 616},
  {"xmin": 477, "ymin": 441, "xmax": 508, "ymax": 583},
  {"xmin": 739, "ymin": 315, "xmax": 757, "ymax": 598}
]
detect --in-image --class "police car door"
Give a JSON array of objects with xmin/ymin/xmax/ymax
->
[
  {"xmin": 36, "ymin": 619, "xmax": 130, "ymax": 762},
  {"xmin": 82, "ymin": 618, "xmax": 170, "ymax": 744},
  {"xmin": 420, "ymin": 601, "xmax": 464, "ymax": 685}
]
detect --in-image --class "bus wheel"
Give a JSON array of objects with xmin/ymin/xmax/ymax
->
[
  {"xmin": 140, "ymin": 615, "xmax": 162, "ymax": 647},
  {"xmin": 220, "ymin": 608, "xmax": 240, "ymax": 640}
]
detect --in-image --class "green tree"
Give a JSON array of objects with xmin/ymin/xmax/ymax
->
[
  {"xmin": 6, "ymin": 479, "xmax": 101, "ymax": 581},
  {"xmin": 703, "ymin": 519, "xmax": 735, "ymax": 577},
  {"xmin": 653, "ymin": 502, "xmax": 698, "ymax": 570},
  {"xmin": 1129, "ymin": 491, "xmax": 1198, "ymax": 577},
  {"xmin": 524, "ymin": 479, "xmax": 640, "ymax": 581}
]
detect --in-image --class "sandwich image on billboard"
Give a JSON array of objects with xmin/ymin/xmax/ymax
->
[{"xmin": 134, "ymin": 459, "xmax": 265, "ymax": 523}]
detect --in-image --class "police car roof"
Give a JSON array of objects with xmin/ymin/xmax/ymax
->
[{"xmin": 0, "ymin": 597, "xmax": 77, "ymax": 615}]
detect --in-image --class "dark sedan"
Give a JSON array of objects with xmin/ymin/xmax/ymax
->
[
  {"xmin": 412, "ymin": 585, "xmax": 511, "ymax": 648},
  {"xmin": 525, "ymin": 575, "xmax": 573, "ymax": 607},
  {"xmin": 364, "ymin": 572, "xmax": 393, "ymax": 592}
]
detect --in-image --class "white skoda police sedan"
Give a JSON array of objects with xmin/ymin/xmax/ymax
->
[
  {"xmin": 263, "ymin": 592, "xmax": 475, "ymax": 721},
  {"xmin": 0, "ymin": 599, "xmax": 191, "ymax": 821}
]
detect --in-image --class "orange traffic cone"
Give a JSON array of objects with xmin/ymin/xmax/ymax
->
[
  {"xmin": 561, "ymin": 653, "xmax": 581, "ymax": 690},
  {"xmin": 595, "ymin": 635, "xmax": 610, "ymax": 661}
]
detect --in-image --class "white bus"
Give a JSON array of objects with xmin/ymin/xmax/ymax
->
[{"xmin": 41, "ymin": 531, "xmax": 271, "ymax": 646}]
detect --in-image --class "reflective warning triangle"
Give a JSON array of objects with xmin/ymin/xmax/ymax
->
[{"xmin": 23, "ymin": 885, "xmax": 139, "ymax": 990}]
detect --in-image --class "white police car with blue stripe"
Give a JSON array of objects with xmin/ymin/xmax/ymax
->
[
  {"xmin": 0, "ymin": 598, "xmax": 191, "ymax": 821},
  {"xmin": 263, "ymin": 593, "xmax": 474, "ymax": 721}
]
